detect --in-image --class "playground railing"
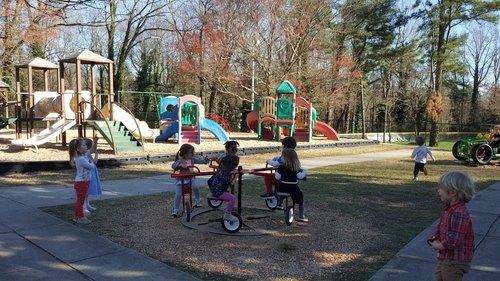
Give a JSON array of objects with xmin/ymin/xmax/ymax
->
[
  {"xmin": 80, "ymin": 100, "xmax": 117, "ymax": 154},
  {"xmin": 113, "ymin": 101, "xmax": 145, "ymax": 150}
]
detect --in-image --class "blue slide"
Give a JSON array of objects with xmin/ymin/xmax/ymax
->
[
  {"xmin": 155, "ymin": 121, "xmax": 179, "ymax": 142},
  {"xmin": 201, "ymin": 118, "xmax": 230, "ymax": 142}
]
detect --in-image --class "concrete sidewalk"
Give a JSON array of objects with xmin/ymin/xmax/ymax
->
[
  {"xmin": 0, "ymin": 149, "xmax": 411, "ymax": 281},
  {"xmin": 370, "ymin": 182, "xmax": 500, "ymax": 281}
]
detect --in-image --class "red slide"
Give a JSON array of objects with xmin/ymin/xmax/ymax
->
[
  {"xmin": 246, "ymin": 111, "xmax": 274, "ymax": 140},
  {"xmin": 314, "ymin": 121, "xmax": 340, "ymax": 141},
  {"xmin": 206, "ymin": 113, "xmax": 231, "ymax": 132}
]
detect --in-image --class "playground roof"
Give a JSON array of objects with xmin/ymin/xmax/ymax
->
[
  {"xmin": 16, "ymin": 57, "xmax": 59, "ymax": 70},
  {"xmin": 0, "ymin": 80, "xmax": 9, "ymax": 89},
  {"xmin": 275, "ymin": 80, "xmax": 296, "ymax": 94},
  {"xmin": 60, "ymin": 50, "xmax": 113, "ymax": 64}
]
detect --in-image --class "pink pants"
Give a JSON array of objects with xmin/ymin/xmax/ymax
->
[
  {"xmin": 74, "ymin": 181, "xmax": 90, "ymax": 219},
  {"xmin": 217, "ymin": 192, "xmax": 236, "ymax": 214}
]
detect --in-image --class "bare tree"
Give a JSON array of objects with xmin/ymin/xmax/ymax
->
[{"xmin": 465, "ymin": 25, "xmax": 496, "ymax": 124}]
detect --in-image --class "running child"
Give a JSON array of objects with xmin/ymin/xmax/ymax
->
[
  {"xmin": 171, "ymin": 144, "xmax": 209, "ymax": 217},
  {"xmin": 428, "ymin": 171, "xmax": 475, "ymax": 281},
  {"xmin": 207, "ymin": 154, "xmax": 240, "ymax": 222},
  {"xmin": 275, "ymin": 148, "xmax": 308, "ymax": 222},
  {"xmin": 84, "ymin": 136, "xmax": 102, "ymax": 212},
  {"xmin": 262, "ymin": 136, "xmax": 297, "ymax": 198},
  {"xmin": 411, "ymin": 136, "xmax": 436, "ymax": 181},
  {"xmin": 69, "ymin": 138, "xmax": 97, "ymax": 224}
]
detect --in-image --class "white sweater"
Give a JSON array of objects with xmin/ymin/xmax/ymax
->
[
  {"xmin": 75, "ymin": 155, "xmax": 95, "ymax": 182},
  {"xmin": 412, "ymin": 146, "xmax": 435, "ymax": 164}
]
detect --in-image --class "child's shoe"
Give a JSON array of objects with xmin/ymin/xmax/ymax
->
[
  {"xmin": 73, "ymin": 217, "xmax": 91, "ymax": 224},
  {"xmin": 87, "ymin": 205, "xmax": 96, "ymax": 211},
  {"xmin": 413, "ymin": 176, "xmax": 419, "ymax": 181},
  {"xmin": 423, "ymin": 167, "xmax": 428, "ymax": 176},
  {"xmin": 84, "ymin": 208, "xmax": 91, "ymax": 214},
  {"xmin": 223, "ymin": 213, "xmax": 239, "ymax": 223},
  {"xmin": 194, "ymin": 199, "xmax": 203, "ymax": 208},
  {"xmin": 206, "ymin": 192, "xmax": 213, "ymax": 198},
  {"xmin": 296, "ymin": 215, "xmax": 309, "ymax": 222},
  {"xmin": 171, "ymin": 209, "xmax": 180, "ymax": 218},
  {"xmin": 260, "ymin": 192, "xmax": 272, "ymax": 198}
]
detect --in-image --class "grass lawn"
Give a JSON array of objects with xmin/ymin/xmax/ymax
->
[
  {"xmin": 394, "ymin": 141, "xmax": 455, "ymax": 151},
  {"xmin": 0, "ymin": 143, "xmax": 408, "ymax": 187},
  {"xmin": 42, "ymin": 152, "xmax": 499, "ymax": 281}
]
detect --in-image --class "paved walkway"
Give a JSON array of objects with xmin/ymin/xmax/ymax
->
[
  {"xmin": 0, "ymin": 148, "xmax": 425, "ymax": 281},
  {"xmin": 370, "ymin": 182, "xmax": 500, "ymax": 281}
]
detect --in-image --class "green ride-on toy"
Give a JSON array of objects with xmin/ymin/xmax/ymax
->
[{"xmin": 452, "ymin": 137, "xmax": 499, "ymax": 165}]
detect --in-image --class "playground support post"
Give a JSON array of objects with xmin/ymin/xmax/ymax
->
[{"xmin": 237, "ymin": 166, "xmax": 243, "ymax": 216}]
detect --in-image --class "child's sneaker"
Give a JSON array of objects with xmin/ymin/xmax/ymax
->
[
  {"xmin": 260, "ymin": 192, "xmax": 272, "ymax": 198},
  {"xmin": 223, "ymin": 213, "xmax": 239, "ymax": 223},
  {"xmin": 194, "ymin": 199, "xmax": 202, "ymax": 208},
  {"xmin": 296, "ymin": 216, "xmax": 309, "ymax": 222},
  {"xmin": 413, "ymin": 176, "xmax": 419, "ymax": 181},
  {"xmin": 84, "ymin": 208, "xmax": 91, "ymax": 214},
  {"xmin": 171, "ymin": 210, "xmax": 180, "ymax": 218},
  {"xmin": 73, "ymin": 217, "xmax": 91, "ymax": 224},
  {"xmin": 423, "ymin": 167, "xmax": 428, "ymax": 176},
  {"xmin": 87, "ymin": 205, "xmax": 96, "ymax": 211}
]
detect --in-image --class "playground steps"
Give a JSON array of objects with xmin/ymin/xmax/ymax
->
[
  {"xmin": 181, "ymin": 130, "xmax": 198, "ymax": 142},
  {"xmin": 0, "ymin": 117, "xmax": 17, "ymax": 129},
  {"xmin": 85, "ymin": 120, "xmax": 143, "ymax": 153}
]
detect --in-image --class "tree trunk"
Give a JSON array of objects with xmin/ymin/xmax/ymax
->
[
  {"xmin": 208, "ymin": 85, "xmax": 216, "ymax": 114},
  {"xmin": 107, "ymin": 0, "xmax": 117, "ymax": 100},
  {"xmin": 470, "ymin": 64, "xmax": 480, "ymax": 125},
  {"xmin": 429, "ymin": 4, "xmax": 447, "ymax": 147},
  {"xmin": 360, "ymin": 80, "xmax": 366, "ymax": 139}
]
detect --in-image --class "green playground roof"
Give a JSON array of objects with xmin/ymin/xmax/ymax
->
[{"xmin": 275, "ymin": 80, "xmax": 296, "ymax": 94}]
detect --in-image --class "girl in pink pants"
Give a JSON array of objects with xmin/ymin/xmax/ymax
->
[{"xmin": 207, "ymin": 154, "xmax": 239, "ymax": 222}]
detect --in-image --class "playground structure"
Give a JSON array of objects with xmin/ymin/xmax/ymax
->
[
  {"xmin": 171, "ymin": 161, "xmax": 310, "ymax": 235},
  {"xmin": 6, "ymin": 52, "xmax": 155, "ymax": 153},
  {"xmin": 155, "ymin": 95, "xmax": 230, "ymax": 143},
  {"xmin": 452, "ymin": 136, "xmax": 499, "ymax": 165},
  {"xmin": 0, "ymin": 80, "xmax": 18, "ymax": 130},
  {"xmin": 246, "ymin": 80, "xmax": 339, "ymax": 142}
]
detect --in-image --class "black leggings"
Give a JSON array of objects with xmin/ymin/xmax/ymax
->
[
  {"xmin": 277, "ymin": 183, "xmax": 303, "ymax": 205},
  {"xmin": 414, "ymin": 162, "xmax": 426, "ymax": 177}
]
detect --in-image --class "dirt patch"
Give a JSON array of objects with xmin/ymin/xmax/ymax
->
[{"xmin": 44, "ymin": 193, "xmax": 376, "ymax": 281}]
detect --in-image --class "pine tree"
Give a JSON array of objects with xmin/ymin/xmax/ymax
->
[{"xmin": 413, "ymin": 0, "xmax": 499, "ymax": 146}]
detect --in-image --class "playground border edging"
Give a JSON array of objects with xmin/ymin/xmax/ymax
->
[{"xmin": 0, "ymin": 140, "xmax": 378, "ymax": 175}]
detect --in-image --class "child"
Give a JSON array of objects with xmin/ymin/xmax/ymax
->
[
  {"xmin": 171, "ymin": 144, "xmax": 209, "ymax": 218},
  {"xmin": 275, "ymin": 148, "xmax": 308, "ymax": 222},
  {"xmin": 411, "ymin": 136, "xmax": 436, "ymax": 181},
  {"xmin": 428, "ymin": 172, "xmax": 475, "ymax": 281},
  {"xmin": 84, "ymin": 137, "xmax": 102, "ymax": 212},
  {"xmin": 262, "ymin": 136, "xmax": 297, "ymax": 198},
  {"xmin": 487, "ymin": 125, "xmax": 500, "ymax": 148},
  {"xmin": 207, "ymin": 154, "xmax": 240, "ymax": 222},
  {"xmin": 69, "ymin": 138, "xmax": 97, "ymax": 224},
  {"xmin": 214, "ymin": 141, "xmax": 240, "ymax": 164}
]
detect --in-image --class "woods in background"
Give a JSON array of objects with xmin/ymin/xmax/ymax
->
[{"xmin": 1, "ymin": 0, "xmax": 498, "ymax": 144}]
